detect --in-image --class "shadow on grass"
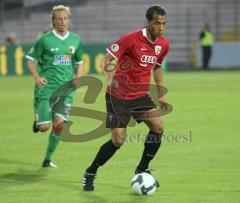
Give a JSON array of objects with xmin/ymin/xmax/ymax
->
[
  {"xmin": 0, "ymin": 158, "xmax": 154, "ymax": 202},
  {"xmin": 0, "ymin": 168, "xmax": 48, "ymax": 184},
  {"xmin": 0, "ymin": 158, "xmax": 49, "ymax": 191},
  {"xmin": 0, "ymin": 158, "xmax": 39, "ymax": 167},
  {"xmin": 79, "ymin": 191, "xmax": 149, "ymax": 203},
  {"xmin": 80, "ymin": 192, "xmax": 109, "ymax": 203},
  {"xmin": 78, "ymin": 183, "xmax": 150, "ymax": 203}
]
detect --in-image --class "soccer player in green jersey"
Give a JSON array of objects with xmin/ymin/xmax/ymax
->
[{"xmin": 26, "ymin": 5, "xmax": 84, "ymax": 167}]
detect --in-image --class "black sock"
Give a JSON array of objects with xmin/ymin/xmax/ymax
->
[
  {"xmin": 137, "ymin": 131, "xmax": 163, "ymax": 171},
  {"xmin": 86, "ymin": 139, "xmax": 119, "ymax": 174}
]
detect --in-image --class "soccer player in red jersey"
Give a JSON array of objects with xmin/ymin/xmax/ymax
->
[{"xmin": 83, "ymin": 5, "xmax": 170, "ymax": 191}]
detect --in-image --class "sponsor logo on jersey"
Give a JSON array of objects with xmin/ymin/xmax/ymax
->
[
  {"xmin": 69, "ymin": 46, "xmax": 75, "ymax": 54},
  {"xmin": 140, "ymin": 55, "xmax": 157, "ymax": 64},
  {"xmin": 111, "ymin": 44, "xmax": 119, "ymax": 52},
  {"xmin": 54, "ymin": 55, "xmax": 72, "ymax": 65},
  {"xmin": 155, "ymin": 45, "xmax": 161, "ymax": 55}
]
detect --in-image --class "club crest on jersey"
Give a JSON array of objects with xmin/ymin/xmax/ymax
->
[
  {"xmin": 155, "ymin": 45, "xmax": 162, "ymax": 55},
  {"xmin": 111, "ymin": 44, "xmax": 119, "ymax": 52},
  {"xmin": 69, "ymin": 46, "xmax": 75, "ymax": 54},
  {"xmin": 54, "ymin": 55, "xmax": 72, "ymax": 65}
]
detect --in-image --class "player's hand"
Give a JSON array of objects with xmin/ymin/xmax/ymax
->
[
  {"xmin": 158, "ymin": 97, "xmax": 170, "ymax": 112},
  {"xmin": 106, "ymin": 73, "xmax": 118, "ymax": 89},
  {"xmin": 110, "ymin": 79, "xmax": 118, "ymax": 89},
  {"xmin": 72, "ymin": 77, "xmax": 81, "ymax": 88},
  {"xmin": 107, "ymin": 79, "xmax": 118, "ymax": 89},
  {"xmin": 36, "ymin": 77, "xmax": 48, "ymax": 87}
]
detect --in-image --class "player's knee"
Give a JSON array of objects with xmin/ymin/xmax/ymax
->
[
  {"xmin": 112, "ymin": 135, "xmax": 126, "ymax": 148},
  {"xmin": 112, "ymin": 138, "xmax": 125, "ymax": 148},
  {"xmin": 151, "ymin": 122, "xmax": 164, "ymax": 134},
  {"xmin": 111, "ymin": 129, "xmax": 127, "ymax": 148},
  {"xmin": 53, "ymin": 121, "xmax": 65, "ymax": 133},
  {"xmin": 38, "ymin": 124, "xmax": 50, "ymax": 132}
]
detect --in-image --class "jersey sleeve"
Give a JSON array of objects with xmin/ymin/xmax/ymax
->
[
  {"xmin": 74, "ymin": 40, "xmax": 84, "ymax": 64},
  {"xmin": 106, "ymin": 32, "xmax": 134, "ymax": 59},
  {"xmin": 25, "ymin": 37, "xmax": 43, "ymax": 62},
  {"xmin": 156, "ymin": 42, "xmax": 169, "ymax": 66}
]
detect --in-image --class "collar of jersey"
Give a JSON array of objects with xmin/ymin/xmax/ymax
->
[
  {"xmin": 53, "ymin": 30, "xmax": 69, "ymax": 40},
  {"xmin": 142, "ymin": 28, "xmax": 154, "ymax": 44}
]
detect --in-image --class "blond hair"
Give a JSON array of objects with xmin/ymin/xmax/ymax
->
[{"xmin": 51, "ymin": 5, "xmax": 71, "ymax": 27}]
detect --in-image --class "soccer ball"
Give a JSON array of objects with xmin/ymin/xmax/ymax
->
[{"xmin": 130, "ymin": 172, "xmax": 157, "ymax": 195}]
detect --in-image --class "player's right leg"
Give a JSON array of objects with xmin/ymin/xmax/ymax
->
[
  {"xmin": 33, "ymin": 97, "xmax": 51, "ymax": 133},
  {"xmin": 83, "ymin": 93, "xmax": 130, "ymax": 191},
  {"xmin": 37, "ymin": 123, "xmax": 51, "ymax": 132},
  {"xmin": 83, "ymin": 128, "xmax": 126, "ymax": 191},
  {"xmin": 85, "ymin": 128, "xmax": 127, "ymax": 174},
  {"xmin": 34, "ymin": 98, "xmax": 59, "ymax": 168}
]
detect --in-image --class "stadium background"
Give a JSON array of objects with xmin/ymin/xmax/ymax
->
[
  {"xmin": 0, "ymin": 0, "xmax": 240, "ymax": 203},
  {"xmin": 0, "ymin": 0, "xmax": 240, "ymax": 75}
]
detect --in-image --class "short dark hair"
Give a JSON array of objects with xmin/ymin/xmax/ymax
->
[{"xmin": 146, "ymin": 5, "xmax": 167, "ymax": 21}]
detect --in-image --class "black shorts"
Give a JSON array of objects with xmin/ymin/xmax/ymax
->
[{"xmin": 105, "ymin": 93, "xmax": 156, "ymax": 128}]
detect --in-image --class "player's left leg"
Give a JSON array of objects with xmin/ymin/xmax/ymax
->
[
  {"xmin": 137, "ymin": 113, "xmax": 163, "ymax": 170},
  {"xmin": 130, "ymin": 94, "xmax": 163, "ymax": 187},
  {"xmin": 42, "ymin": 115, "xmax": 65, "ymax": 168},
  {"xmin": 135, "ymin": 111, "xmax": 163, "ymax": 187},
  {"xmin": 42, "ymin": 97, "xmax": 72, "ymax": 167}
]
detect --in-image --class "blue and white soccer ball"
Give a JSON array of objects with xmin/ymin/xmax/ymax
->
[{"xmin": 131, "ymin": 172, "xmax": 157, "ymax": 195}]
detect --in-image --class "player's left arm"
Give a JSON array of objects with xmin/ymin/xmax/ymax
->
[
  {"xmin": 72, "ymin": 40, "xmax": 84, "ymax": 87},
  {"xmin": 72, "ymin": 63, "xmax": 83, "ymax": 87},
  {"xmin": 153, "ymin": 64, "xmax": 169, "ymax": 111},
  {"xmin": 75, "ymin": 63, "xmax": 83, "ymax": 78}
]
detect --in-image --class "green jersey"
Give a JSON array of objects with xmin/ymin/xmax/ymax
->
[{"xmin": 26, "ymin": 30, "xmax": 83, "ymax": 99}]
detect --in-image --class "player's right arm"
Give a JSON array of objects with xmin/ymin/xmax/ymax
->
[
  {"xmin": 102, "ymin": 53, "xmax": 117, "ymax": 87},
  {"xmin": 27, "ymin": 60, "xmax": 47, "ymax": 87},
  {"xmin": 103, "ymin": 31, "xmax": 134, "ymax": 87},
  {"xmin": 26, "ymin": 37, "xmax": 48, "ymax": 87}
]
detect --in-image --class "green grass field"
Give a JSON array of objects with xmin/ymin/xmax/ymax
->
[{"xmin": 0, "ymin": 71, "xmax": 240, "ymax": 203}]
